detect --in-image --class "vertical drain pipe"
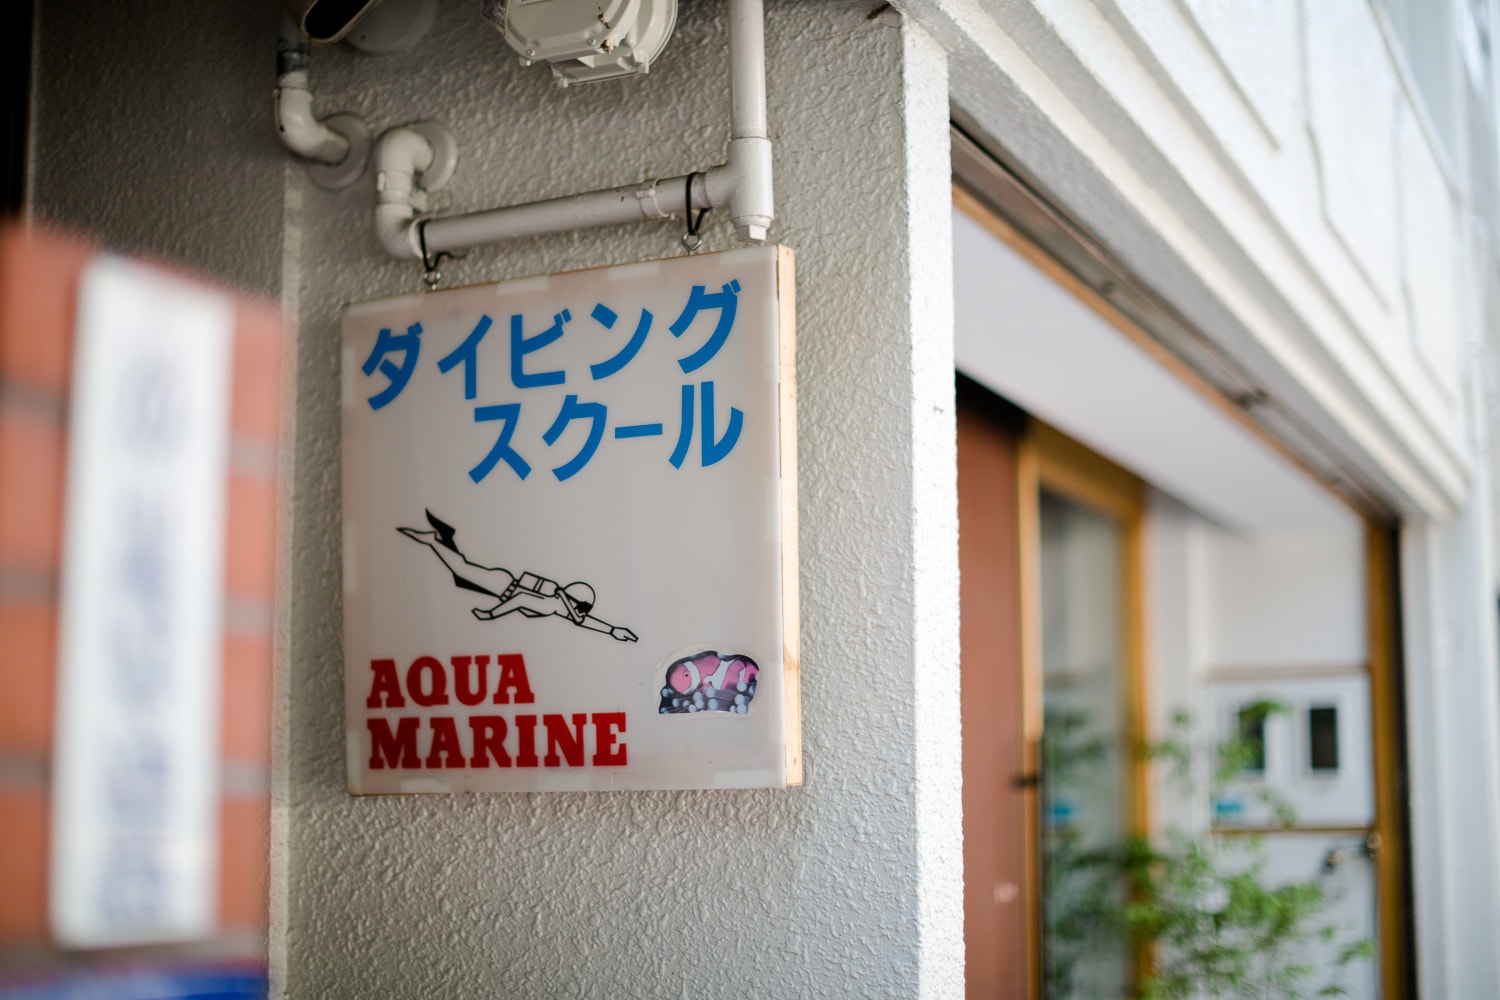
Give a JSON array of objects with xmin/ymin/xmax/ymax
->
[
  {"xmin": 375, "ymin": 0, "xmax": 773, "ymax": 260},
  {"xmin": 714, "ymin": 0, "xmax": 772, "ymax": 242},
  {"xmin": 275, "ymin": 14, "xmax": 370, "ymax": 190}
]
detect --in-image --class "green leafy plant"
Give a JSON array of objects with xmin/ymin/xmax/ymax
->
[{"xmin": 1041, "ymin": 704, "xmax": 1373, "ymax": 1000}]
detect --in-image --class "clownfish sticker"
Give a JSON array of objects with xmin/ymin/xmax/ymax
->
[{"xmin": 658, "ymin": 651, "xmax": 759, "ymax": 715}]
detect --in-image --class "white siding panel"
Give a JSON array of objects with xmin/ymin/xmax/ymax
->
[
  {"xmin": 1180, "ymin": 0, "xmax": 1303, "ymax": 146},
  {"xmin": 1305, "ymin": 0, "xmax": 1403, "ymax": 307},
  {"xmin": 1398, "ymin": 104, "xmax": 1462, "ymax": 405}
]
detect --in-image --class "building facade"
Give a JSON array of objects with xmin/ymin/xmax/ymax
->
[{"xmin": 18, "ymin": 0, "xmax": 1500, "ymax": 995}]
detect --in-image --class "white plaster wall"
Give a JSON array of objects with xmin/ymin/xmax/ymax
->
[
  {"xmin": 1142, "ymin": 491, "xmax": 1210, "ymax": 834},
  {"xmin": 1305, "ymin": 0, "xmax": 1404, "ymax": 307},
  {"xmin": 1144, "ymin": 493, "xmax": 1372, "ymax": 811},
  {"xmin": 1397, "ymin": 103, "xmax": 1462, "ymax": 406},
  {"xmin": 1061, "ymin": 0, "xmax": 1467, "ymax": 491},
  {"xmin": 953, "ymin": 207, "xmax": 1357, "ymax": 536},
  {"xmin": 1146, "ymin": 502, "xmax": 1381, "ymax": 998},
  {"xmin": 1199, "ymin": 529, "xmax": 1367, "ymax": 670},
  {"xmin": 1401, "ymin": 371, "xmax": 1500, "ymax": 999},
  {"xmin": 275, "ymin": 4, "xmax": 960, "ymax": 997}
]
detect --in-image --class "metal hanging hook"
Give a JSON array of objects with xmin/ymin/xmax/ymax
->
[
  {"xmin": 682, "ymin": 172, "xmax": 709, "ymax": 253},
  {"xmin": 418, "ymin": 218, "xmax": 455, "ymax": 290}
]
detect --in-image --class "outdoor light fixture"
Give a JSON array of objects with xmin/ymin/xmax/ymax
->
[
  {"xmin": 284, "ymin": 0, "xmax": 382, "ymax": 44},
  {"xmin": 483, "ymin": 0, "xmax": 679, "ymax": 86}
]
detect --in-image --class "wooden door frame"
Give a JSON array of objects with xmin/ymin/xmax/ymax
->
[
  {"xmin": 1019, "ymin": 419, "xmax": 1148, "ymax": 998},
  {"xmin": 1367, "ymin": 525, "xmax": 1413, "ymax": 996}
]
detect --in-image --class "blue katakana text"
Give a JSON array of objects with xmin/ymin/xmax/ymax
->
[
  {"xmin": 669, "ymin": 280, "xmax": 741, "ymax": 374},
  {"xmin": 361, "ymin": 322, "xmax": 423, "ymax": 410}
]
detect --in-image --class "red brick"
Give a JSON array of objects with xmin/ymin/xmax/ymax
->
[
  {"xmin": 0, "ymin": 601, "xmax": 57, "ymax": 754},
  {"xmin": 0, "ymin": 790, "xmax": 49, "ymax": 944},
  {"xmin": 223, "ymin": 471, "xmax": 277, "ymax": 600},
  {"xmin": 0, "ymin": 410, "xmax": 66, "ymax": 572},
  {"xmin": 230, "ymin": 302, "xmax": 284, "ymax": 443},
  {"xmin": 218, "ymin": 797, "xmax": 269, "ymax": 931},
  {"xmin": 221, "ymin": 633, "xmax": 272, "ymax": 765},
  {"xmin": 0, "ymin": 224, "xmax": 92, "ymax": 394}
]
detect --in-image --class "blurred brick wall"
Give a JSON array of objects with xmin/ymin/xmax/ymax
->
[{"xmin": 0, "ymin": 224, "xmax": 279, "ymax": 979}]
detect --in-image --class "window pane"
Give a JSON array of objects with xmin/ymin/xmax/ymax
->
[
  {"xmin": 1039, "ymin": 488, "xmax": 1129, "ymax": 1000},
  {"xmin": 1309, "ymin": 705, "xmax": 1340, "ymax": 773},
  {"xmin": 1238, "ymin": 705, "xmax": 1267, "ymax": 774}
]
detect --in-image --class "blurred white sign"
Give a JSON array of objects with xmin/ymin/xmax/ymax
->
[
  {"xmin": 342, "ymin": 246, "xmax": 800, "ymax": 792},
  {"xmin": 51, "ymin": 257, "xmax": 232, "ymax": 947}
]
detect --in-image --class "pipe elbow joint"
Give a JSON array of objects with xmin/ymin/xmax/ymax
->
[
  {"xmin": 274, "ymin": 85, "xmax": 350, "ymax": 164},
  {"xmin": 718, "ymin": 136, "xmax": 774, "ymax": 243},
  {"xmin": 372, "ymin": 129, "xmax": 434, "ymax": 259},
  {"xmin": 374, "ymin": 202, "xmax": 423, "ymax": 260},
  {"xmin": 371, "ymin": 122, "xmax": 458, "ymax": 260},
  {"xmin": 275, "ymin": 79, "xmax": 369, "ymax": 190},
  {"xmin": 375, "ymin": 126, "xmax": 437, "ymax": 179}
]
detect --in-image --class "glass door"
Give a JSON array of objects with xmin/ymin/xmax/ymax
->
[
  {"xmin": 1038, "ymin": 489, "xmax": 1130, "ymax": 998},
  {"xmin": 958, "ymin": 395, "xmax": 1145, "ymax": 1000},
  {"xmin": 1024, "ymin": 424, "xmax": 1144, "ymax": 1000}
]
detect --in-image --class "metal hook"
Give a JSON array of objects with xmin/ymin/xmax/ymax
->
[
  {"xmin": 418, "ymin": 218, "xmax": 454, "ymax": 290},
  {"xmin": 682, "ymin": 172, "xmax": 708, "ymax": 253}
]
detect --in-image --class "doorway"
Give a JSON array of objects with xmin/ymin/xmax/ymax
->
[
  {"xmin": 958, "ymin": 389, "xmax": 1144, "ymax": 998},
  {"xmin": 953, "ymin": 182, "xmax": 1409, "ymax": 998}
]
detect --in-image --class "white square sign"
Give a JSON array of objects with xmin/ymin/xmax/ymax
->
[
  {"xmin": 342, "ymin": 246, "xmax": 799, "ymax": 792},
  {"xmin": 52, "ymin": 257, "xmax": 232, "ymax": 946}
]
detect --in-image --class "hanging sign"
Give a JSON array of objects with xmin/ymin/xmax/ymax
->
[
  {"xmin": 342, "ymin": 246, "xmax": 800, "ymax": 792},
  {"xmin": 52, "ymin": 257, "xmax": 233, "ymax": 946}
]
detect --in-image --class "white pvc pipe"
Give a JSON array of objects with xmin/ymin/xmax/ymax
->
[
  {"xmin": 374, "ymin": 126, "xmax": 439, "ymax": 259},
  {"xmin": 728, "ymin": 0, "xmax": 767, "ymax": 141},
  {"xmin": 720, "ymin": 0, "xmax": 772, "ymax": 241},
  {"xmin": 275, "ymin": 71, "xmax": 350, "ymax": 163},
  {"xmin": 424, "ymin": 176, "xmax": 700, "ymax": 254},
  {"xmin": 375, "ymin": 0, "xmax": 773, "ymax": 260},
  {"xmin": 274, "ymin": 17, "xmax": 351, "ymax": 166}
]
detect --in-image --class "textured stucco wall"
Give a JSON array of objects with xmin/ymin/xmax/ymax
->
[
  {"xmin": 277, "ymin": 3, "xmax": 959, "ymax": 997},
  {"xmin": 27, "ymin": 1, "xmax": 963, "ymax": 996},
  {"xmin": 28, "ymin": 2, "xmax": 286, "ymax": 296}
]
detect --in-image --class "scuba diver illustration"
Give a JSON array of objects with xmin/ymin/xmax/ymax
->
[{"xmin": 397, "ymin": 510, "xmax": 638, "ymax": 642}]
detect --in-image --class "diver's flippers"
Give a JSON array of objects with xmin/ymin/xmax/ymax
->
[{"xmin": 425, "ymin": 509, "xmax": 459, "ymax": 552}]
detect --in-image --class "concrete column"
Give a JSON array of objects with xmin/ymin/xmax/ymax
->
[
  {"xmin": 1401, "ymin": 365, "xmax": 1500, "ymax": 999},
  {"xmin": 278, "ymin": 3, "xmax": 963, "ymax": 995}
]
